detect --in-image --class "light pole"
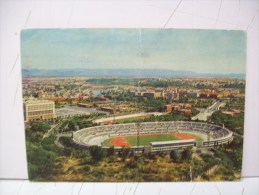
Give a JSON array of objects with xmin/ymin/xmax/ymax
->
[
  {"xmin": 190, "ymin": 153, "xmax": 194, "ymax": 182},
  {"xmin": 136, "ymin": 121, "xmax": 140, "ymax": 149}
]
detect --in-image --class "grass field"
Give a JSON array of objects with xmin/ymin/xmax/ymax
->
[
  {"xmin": 126, "ymin": 134, "xmax": 180, "ymax": 146},
  {"xmin": 102, "ymin": 133, "xmax": 202, "ymax": 147}
]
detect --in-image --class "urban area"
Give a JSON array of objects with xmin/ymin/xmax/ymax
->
[{"xmin": 23, "ymin": 76, "xmax": 245, "ymax": 181}]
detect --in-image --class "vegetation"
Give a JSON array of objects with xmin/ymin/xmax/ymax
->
[
  {"xmin": 27, "ymin": 141, "xmax": 57, "ymax": 180},
  {"xmin": 24, "ymin": 106, "xmax": 243, "ymax": 182},
  {"xmin": 111, "ymin": 112, "xmax": 187, "ymax": 125},
  {"xmin": 181, "ymin": 147, "xmax": 193, "ymax": 162},
  {"xmin": 139, "ymin": 79, "xmax": 183, "ymax": 88},
  {"xmin": 25, "ymin": 122, "xmax": 242, "ymax": 181},
  {"xmin": 86, "ymin": 78, "xmax": 141, "ymax": 85},
  {"xmin": 209, "ymin": 111, "xmax": 244, "ymax": 135},
  {"xmin": 30, "ymin": 121, "xmax": 51, "ymax": 132},
  {"xmin": 170, "ymin": 150, "xmax": 180, "ymax": 162},
  {"xmin": 26, "ymin": 135, "xmax": 59, "ymax": 180},
  {"xmin": 58, "ymin": 115, "xmax": 96, "ymax": 132},
  {"xmin": 26, "ymin": 120, "xmax": 242, "ymax": 182},
  {"xmin": 144, "ymin": 112, "xmax": 186, "ymax": 122},
  {"xmin": 88, "ymin": 146, "xmax": 105, "ymax": 164},
  {"xmin": 207, "ymin": 111, "xmax": 243, "ymax": 179}
]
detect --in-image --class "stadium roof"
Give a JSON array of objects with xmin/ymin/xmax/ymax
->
[{"xmin": 150, "ymin": 139, "xmax": 196, "ymax": 146}]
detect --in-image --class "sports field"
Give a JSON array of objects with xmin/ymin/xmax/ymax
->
[{"xmin": 102, "ymin": 133, "xmax": 202, "ymax": 147}]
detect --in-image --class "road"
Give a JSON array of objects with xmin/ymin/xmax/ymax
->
[
  {"xmin": 43, "ymin": 120, "xmax": 65, "ymax": 138},
  {"xmin": 93, "ymin": 112, "xmax": 164, "ymax": 123},
  {"xmin": 192, "ymin": 101, "xmax": 226, "ymax": 121},
  {"xmin": 43, "ymin": 124, "xmax": 58, "ymax": 138},
  {"xmin": 54, "ymin": 133, "xmax": 73, "ymax": 148}
]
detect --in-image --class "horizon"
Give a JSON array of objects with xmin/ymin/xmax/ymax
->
[
  {"xmin": 21, "ymin": 29, "xmax": 246, "ymax": 74},
  {"xmin": 22, "ymin": 67, "xmax": 246, "ymax": 76}
]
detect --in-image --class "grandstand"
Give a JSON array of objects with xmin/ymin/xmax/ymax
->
[{"xmin": 72, "ymin": 121, "xmax": 233, "ymax": 152}]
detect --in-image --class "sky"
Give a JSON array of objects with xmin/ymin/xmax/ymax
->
[{"xmin": 21, "ymin": 29, "xmax": 246, "ymax": 74}]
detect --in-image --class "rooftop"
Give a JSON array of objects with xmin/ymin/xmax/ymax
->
[
  {"xmin": 24, "ymin": 98, "xmax": 54, "ymax": 104},
  {"xmin": 150, "ymin": 139, "xmax": 196, "ymax": 145}
]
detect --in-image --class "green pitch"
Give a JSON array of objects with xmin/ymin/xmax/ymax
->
[
  {"xmin": 126, "ymin": 134, "xmax": 180, "ymax": 146},
  {"xmin": 103, "ymin": 134, "xmax": 181, "ymax": 147}
]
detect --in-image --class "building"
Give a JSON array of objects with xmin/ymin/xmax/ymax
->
[
  {"xmin": 184, "ymin": 103, "xmax": 192, "ymax": 109},
  {"xmin": 199, "ymin": 93, "xmax": 209, "ymax": 98},
  {"xmin": 78, "ymin": 103, "xmax": 93, "ymax": 108},
  {"xmin": 166, "ymin": 92, "xmax": 179, "ymax": 100},
  {"xmin": 172, "ymin": 105, "xmax": 181, "ymax": 111},
  {"xmin": 94, "ymin": 96, "xmax": 110, "ymax": 101},
  {"xmin": 150, "ymin": 139, "xmax": 196, "ymax": 152},
  {"xmin": 142, "ymin": 92, "xmax": 155, "ymax": 98},
  {"xmin": 164, "ymin": 103, "xmax": 192, "ymax": 113},
  {"xmin": 23, "ymin": 99, "xmax": 56, "ymax": 121},
  {"xmin": 141, "ymin": 90, "xmax": 165, "ymax": 99},
  {"xmin": 179, "ymin": 91, "xmax": 188, "ymax": 97},
  {"xmin": 179, "ymin": 109, "xmax": 192, "ymax": 116},
  {"xmin": 209, "ymin": 93, "xmax": 218, "ymax": 99},
  {"xmin": 165, "ymin": 104, "xmax": 172, "ymax": 112},
  {"xmin": 100, "ymin": 107, "xmax": 116, "ymax": 113},
  {"xmin": 187, "ymin": 92, "xmax": 198, "ymax": 99}
]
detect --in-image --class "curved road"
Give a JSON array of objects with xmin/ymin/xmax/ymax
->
[
  {"xmin": 54, "ymin": 133, "xmax": 73, "ymax": 148},
  {"xmin": 192, "ymin": 101, "xmax": 226, "ymax": 121}
]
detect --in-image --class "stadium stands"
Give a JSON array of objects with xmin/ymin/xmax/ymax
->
[{"xmin": 72, "ymin": 121, "xmax": 233, "ymax": 152}]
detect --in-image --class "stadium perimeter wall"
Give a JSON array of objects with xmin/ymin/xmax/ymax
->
[{"xmin": 72, "ymin": 121, "xmax": 233, "ymax": 152}]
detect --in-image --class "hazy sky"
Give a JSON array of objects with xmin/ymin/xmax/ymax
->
[{"xmin": 21, "ymin": 29, "xmax": 246, "ymax": 74}]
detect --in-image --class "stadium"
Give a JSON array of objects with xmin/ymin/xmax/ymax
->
[{"xmin": 72, "ymin": 121, "xmax": 233, "ymax": 153}]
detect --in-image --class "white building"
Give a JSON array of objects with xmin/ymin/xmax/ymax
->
[{"xmin": 23, "ymin": 99, "xmax": 56, "ymax": 121}]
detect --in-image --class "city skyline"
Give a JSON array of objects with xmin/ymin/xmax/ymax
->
[{"xmin": 21, "ymin": 29, "xmax": 246, "ymax": 74}]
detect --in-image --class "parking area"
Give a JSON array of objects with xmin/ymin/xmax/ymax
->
[{"xmin": 56, "ymin": 106, "xmax": 108, "ymax": 117}]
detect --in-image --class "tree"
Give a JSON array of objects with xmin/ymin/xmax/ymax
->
[
  {"xmin": 41, "ymin": 136, "xmax": 57, "ymax": 151},
  {"xmin": 25, "ymin": 128, "xmax": 42, "ymax": 143},
  {"xmin": 30, "ymin": 121, "xmax": 51, "ymax": 132},
  {"xmin": 88, "ymin": 146, "xmax": 104, "ymax": 163},
  {"xmin": 59, "ymin": 136, "xmax": 74, "ymax": 148},
  {"xmin": 120, "ymin": 147, "xmax": 131, "ymax": 161},
  {"xmin": 68, "ymin": 120, "xmax": 77, "ymax": 131},
  {"xmin": 77, "ymin": 120, "xmax": 92, "ymax": 129},
  {"xmin": 107, "ymin": 146, "xmax": 115, "ymax": 156},
  {"xmin": 26, "ymin": 142, "xmax": 57, "ymax": 179},
  {"xmin": 170, "ymin": 150, "xmax": 180, "ymax": 162},
  {"xmin": 181, "ymin": 147, "xmax": 193, "ymax": 162},
  {"xmin": 125, "ymin": 157, "xmax": 138, "ymax": 169},
  {"xmin": 209, "ymin": 111, "xmax": 244, "ymax": 135}
]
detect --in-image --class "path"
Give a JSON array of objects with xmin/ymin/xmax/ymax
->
[{"xmin": 54, "ymin": 133, "xmax": 73, "ymax": 148}]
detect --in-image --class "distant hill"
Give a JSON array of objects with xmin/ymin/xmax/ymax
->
[{"xmin": 21, "ymin": 68, "xmax": 245, "ymax": 78}]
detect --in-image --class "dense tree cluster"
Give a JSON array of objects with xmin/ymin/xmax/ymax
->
[
  {"xmin": 139, "ymin": 79, "xmax": 183, "ymax": 88},
  {"xmin": 86, "ymin": 78, "xmax": 140, "ymax": 85},
  {"xmin": 59, "ymin": 116, "xmax": 96, "ymax": 132},
  {"xmin": 30, "ymin": 121, "xmax": 51, "ymax": 132},
  {"xmin": 209, "ymin": 111, "xmax": 244, "ymax": 135}
]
